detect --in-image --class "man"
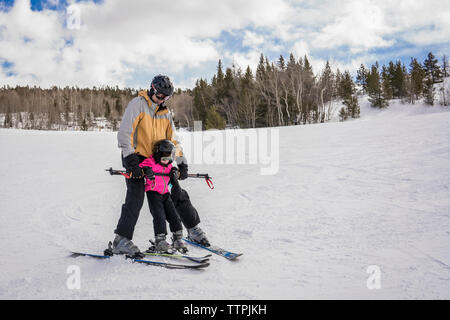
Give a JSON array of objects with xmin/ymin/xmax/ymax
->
[{"xmin": 112, "ymin": 75, "xmax": 208, "ymax": 255}]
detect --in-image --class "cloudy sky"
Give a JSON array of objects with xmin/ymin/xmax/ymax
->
[{"xmin": 1, "ymin": 0, "xmax": 449, "ymax": 90}]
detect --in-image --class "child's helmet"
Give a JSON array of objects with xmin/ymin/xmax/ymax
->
[{"xmin": 153, "ymin": 139, "xmax": 175, "ymax": 164}]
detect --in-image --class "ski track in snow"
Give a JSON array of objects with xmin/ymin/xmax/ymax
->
[{"xmin": 1, "ymin": 98, "xmax": 450, "ymax": 299}]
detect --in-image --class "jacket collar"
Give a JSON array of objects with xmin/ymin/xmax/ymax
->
[{"xmin": 138, "ymin": 90, "xmax": 168, "ymax": 113}]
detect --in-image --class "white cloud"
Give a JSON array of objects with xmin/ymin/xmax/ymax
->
[
  {"xmin": 226, "ymin": 50, "xmax": 262, "ymax": 73},
  {"xmin": 292, "ymin": 41, "xmax": 310, "ymax": 59},
  {"xmin": 0, "ymin": 0, "xmax": 289, "ymax": 88},
  {"xmin": 306, "ymin": 0, "xmax": 450, "ymax": 53},
  {"xmin": 0, "ymin": 0, "xmax": 449, "ymax": 89},
  {"xmin": 290, "ymin": 41, "xmax": 328, "ymax": 74},
  {"xmin": 310, "ymin": 0, "xmax": 396, "ymax": 53},
  {"xmin": 242, "ymin": 31, "xmax": 265, "ymax": 48}
]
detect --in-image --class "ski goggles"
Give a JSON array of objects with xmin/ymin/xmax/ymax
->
[
  {"xmin": 160, "ymin": 151, "xmax": 173, "ymax": 162},
  {"xmin": 155, "ymin": 93, "xmax": 170, "ymax": 101},
  {"xmin": 152, "ymin": 84, "xmax": 172, "ymax": 101}
]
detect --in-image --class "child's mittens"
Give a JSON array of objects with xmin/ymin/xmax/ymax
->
[
  {"xmin": 170, "ymin": 167, "xmax": 180, "ymax": 181},
  {"xmin": 142, "ymin": 166, "xmax": 155, "ymax": 180}
]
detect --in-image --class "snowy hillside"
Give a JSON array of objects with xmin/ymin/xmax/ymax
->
[{"xmin": 0, "ymin": 99, "xmax": 449, "ymax": 299}]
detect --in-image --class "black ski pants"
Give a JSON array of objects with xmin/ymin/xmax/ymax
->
[
  {"xmin": 170, "ymin": 180, "xmax": 201, "ymax": 229},
  {"xmin": 115, "ymin": 154, "xmax": 201, "ymax": 239},
  {"xmin": 146, "ymin": 191, "xmax": 182, "ymax": 236}
]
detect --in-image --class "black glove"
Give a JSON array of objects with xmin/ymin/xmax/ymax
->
[
  {"xmin": 123, "ymin": 153, "xmax": 144, "ymax": 179},
  {"xmin": 142, "ymin": 166, "xmax": 155, "ymax": 180},
  {"xmin": 170, "ymin": 167, "xmax": 180, "ymax": 180},
  {"xmin": 178, "ymin": 163, "xmax": 188, "ymax": 180}
]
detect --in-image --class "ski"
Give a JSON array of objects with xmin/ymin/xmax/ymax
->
[
  {"xmin": 69, "ymin": 251, "xmax": 210, "ymax": 269},
  {"xmin": 143, "ymin": 251, "xmax": 211, "ymax": 264},
  {"xmin": 183, "ymin": 238, "xmax": 243, "ymax": 260},
  {"xmin": 70, "ymin": 252, "xmax": 110, "ymax": 259},
  {"xmin": 132, "ymin": 258, "xmax": 209, "ymax": 269}
]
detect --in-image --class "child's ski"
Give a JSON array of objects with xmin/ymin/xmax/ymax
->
[
  {"xmin": 143, "ymin": 251, "xmax": 211, "ymax": 264},
  {"xmin": 183, "ymin": 238, "xmax": 243, "ymax": 260},
  {"xmin": 69, "ymin": 251, "xmax": 209, "ymax": 269}
]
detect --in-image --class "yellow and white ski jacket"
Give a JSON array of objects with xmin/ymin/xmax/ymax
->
[{"xmin": 117, "ymin": 90, "xmax": 186, "ymax": 165}]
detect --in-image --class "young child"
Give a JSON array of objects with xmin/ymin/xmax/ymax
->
[{"xmin": 140, "ymin": 139, "xmax": 188, "ymax": 253}]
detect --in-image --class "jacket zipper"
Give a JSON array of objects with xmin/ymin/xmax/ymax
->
[{"xmin": 162, "ymin": 167, "xmax": 167, "ymax": 193}]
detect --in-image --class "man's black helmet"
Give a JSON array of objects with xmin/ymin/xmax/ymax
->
[
  {"xmin": 153, "ymin": 139, "xmax": 175, "ymax": 164},
  {"xmin": 151, "ymin": 75, "xmax": 174, "ymax": 97}
]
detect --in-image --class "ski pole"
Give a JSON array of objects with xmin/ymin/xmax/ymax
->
[
  {"xmin": 105, "ymin": 167, "xmax": 162, "ymax": 179},
  {"xmin": 187, "ymin": 173, "xmax": 214, "ymax": 189},
  {"xmin": 105, "ymin": 167, "xmax": 214, "ymax": 189},
  {"xmin": 106, "ymin": 167, "xmax": 131, "ymax": 178}
]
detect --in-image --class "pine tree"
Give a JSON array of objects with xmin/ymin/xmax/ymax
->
[
  {"xmin": 321, "ymin": 60, "xmax": 334, "ymax": 104},
  {"xmin": 214, "ymin": 60, "xmax": 226, "ymax": 102},
  {"xmin": 391, "ymin": 60, "xmax": 406, "ymax": 98},
  {"xmin": 423, "ymin": 52, "xmax": 442, "ymax": 105},
  {"xmin": 424, "ymin": 78, "xmax": 435, "ymax": 105},
  {"xmin": 256, "ymin": 53, "xmax": 266, "ymax": 81},
  {"xmin": 76, "ymin": 104, "xmax": 83, "ymax": 126},
  {"xmin": 4, "ymin": 107, "xmax": 12, "ymax": 128},
  {"xmin": 81, "ymin": 117, "xmax": 88, "ymax": 131},
  {"xmin": 287, "ymin": 53, "xmax": 296, "ymax": 71},
  {"xmin": 339, "ymin": 71, "xmax": 360, "ymax": 118},
  {"xmin": 338, "ymin": 71, "xmax": 354, "ymax": 101},
  {"xmin": 192, "ymin": 78, "xmax": 214, "ymax": 126},
  {"xmin": 115, "ymin": 98, "xmax": 122, "ymax": 115},
  {"xmin": 344, "ymin": 95, "xmax": 360, "ymax": 118},
  {"xmin": 29, "ymin": 111, "xmax": 35, "ymax": 129},
  {"xmin": 409, "ymin": 58, "xmax": 425, "ymax": 99},
  {"xmin": 338, "ymin": 107, "xmax": 348, "ymax": 121},
  {"xmin": 277, "ymin": 55, "xmax": 286, "ymax": 71},
  {"xmin": 64, "ymin": 104, "xmax": 70, "ymax": 126},
  {"xmin": 356, "ymin": 64, "xmax": 368, "ymax": 94},
  {"xmin": 216, "ymin": 60, "xmax": 224, "ymax": 85},
  {"xmin": 223, "ymin": 67, "xmax": 234, "ymax": 97},
  {"xmin": 424, "ymin": 52, "xmax": 442, "ymax": 84},
  {"xmin": 242, "ymin": 65, "xmax": 253, "ymax": 87},
  {"xmin": 104, "ymin": 100, "xmax": 111, "ymax": 120},
  {"xmin": 205, "ymin": 105, "xmax": 226, "ymax": 130},
  {"xmin": 381, "ymin": 64, "xmax": 393, "ymax": 100},
  {"xmin": 303, "ymin": 56, "xmax": 315, "ymax": 118},
  {"xmin": 112, "ymin": 118, "xmax": 119, "ymax": 131},
  {"xmin": 367, "ymin": 63, "xmax": 388, "ymax": 108},
  {"xmin": 240, "ymin": 65, "xmax": 257, "ymax": 128},
  {"xmin": 303, "ymin": 56, "xmax": 313, "ymax": 78},
  {"xmin": 335, "ymin": 68, "xmax": 342, "ymax": 98}
]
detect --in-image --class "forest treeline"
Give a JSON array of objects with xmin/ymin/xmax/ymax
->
[
  {"xmin": 1, "ymin": 52, "xmax": 449, "ymax": 130},
  {"xmin": 0, "ymin": 85, "xmax": 137, "ymax": 130}
]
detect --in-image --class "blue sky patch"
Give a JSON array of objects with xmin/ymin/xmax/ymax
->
[
  {"xmin": 0, "ymin": 0, "xmax": 104, "ymax": 12},
  {"xmin": 1, "ymin": 59, "xmax": 16, "ymax": 77},
  {"xmin": 0, "ymin": 0, "xmax": 14, "ymax": 12}
]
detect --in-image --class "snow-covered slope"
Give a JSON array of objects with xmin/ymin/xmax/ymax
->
[{"xmin": 0, "ymin": 100, "xmax": 449, "ymax": 299}]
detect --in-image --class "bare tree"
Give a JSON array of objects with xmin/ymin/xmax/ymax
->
[{"xmin": 168, "ymin": 91, "xmax": 195, "ymax": 129}]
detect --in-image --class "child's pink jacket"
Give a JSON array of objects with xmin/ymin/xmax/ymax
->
[{"xmin": 139, "ymin": 156, "xmax": 172, "ymax": 194}]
